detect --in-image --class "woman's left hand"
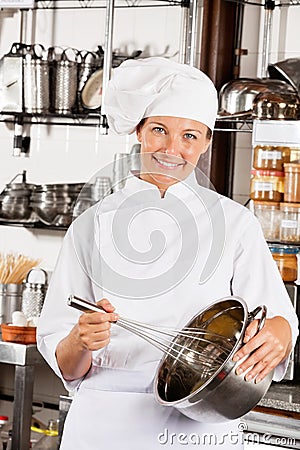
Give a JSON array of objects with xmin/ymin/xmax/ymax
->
[{"xmin": 232, "ymin": 316, "xmax": 292, "ymax": 383}]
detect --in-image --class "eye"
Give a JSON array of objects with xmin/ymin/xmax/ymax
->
[
  {"xmin": 184, "ymin": 133, "xmax": 197, "ymax": 140},
  {"xmin": 152, "ymin": 126, "xmax": 166, "ymax": 134}
]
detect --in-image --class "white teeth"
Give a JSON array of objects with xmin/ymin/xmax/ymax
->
[{"xmin": 156, "ymin": 158, "xmax": 180, "ymax": 168}]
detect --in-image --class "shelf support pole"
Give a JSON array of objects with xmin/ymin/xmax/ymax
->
[
  {"xmin": 180, "ymin": 0, "xmax": 202, "ymax": 67},
  {"xmin": 100, "ymin": 0, "xmax": 115, "ymax": 134},
  {"xmin": 261, "ymin": 0, "xmax": 275, "ymax": 78}
]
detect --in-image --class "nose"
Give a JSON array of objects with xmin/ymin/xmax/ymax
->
[{"xmin": 164, "ymin": 135, "xmax": 181, "ymax": 157}]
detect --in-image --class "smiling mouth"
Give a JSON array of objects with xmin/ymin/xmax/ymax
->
[{"xmin": 152, "ymin": 155, "xmax": 185, "ymax": 170}]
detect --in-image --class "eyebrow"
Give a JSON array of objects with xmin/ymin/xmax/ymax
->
[{"xmin": 148, "ymin": 121, "xmax": 203, "ymax": 135}]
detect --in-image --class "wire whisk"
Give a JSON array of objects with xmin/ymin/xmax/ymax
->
[{"xmin": 68, "ymin": 295, "xmax": 238, "ymax": 375}]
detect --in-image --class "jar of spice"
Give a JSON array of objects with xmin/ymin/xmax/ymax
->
[
  {"xmin": 252, "ymin": 200, "xmax": 280, "ymax": 241},
  {"xmin": 284, "ymin": 163, "xmax": 300, "ymax": 203},
  {"xmin": 253, "ymin": 145, "xmax": 290, "ymax": 171},
  {"xmin": 269, "ymin": 245, "xmax": 299, "ymax": 282},
  {"xmin": 289, "ymin": 148, "xmax": 300, "ymax": 163},
  {"xmin": 250, "ymin": 169, "xmax": 284, "ymax": 202},
  {"xmin": 279, "ymin": 202, "xmax": 300, "ymax": 243}
]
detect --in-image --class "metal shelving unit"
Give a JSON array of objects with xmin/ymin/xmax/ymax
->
[
  {"xmin": 0, "ymin": 111, "xmax": 103, "ymax": 128},
  {"xmin": 225, "ymin": 0, "xmax": 300, "ymax": 6},
  {"xmin": 33, "ymin": 0, "xmax": 183, "ymax": 9},
  {"xmin": 0, "ymin": 219, "xmax": 68, "ymax": 231}
]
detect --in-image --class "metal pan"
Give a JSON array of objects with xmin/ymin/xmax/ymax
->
[
  {"xmin": 217, "ymin": 77, "xmax": 297, "ymax": 119},
  {"xmin": 268, "ymin": 58, "xmax": 300, "ymax": 94}
]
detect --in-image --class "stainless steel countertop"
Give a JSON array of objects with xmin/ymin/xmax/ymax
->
[
  {"xmin": 0, "ymin": 339, "xmax": 44, "ymax": 365},
  {"xmin": 243, "ymin": 382, "xmax": 300, "ymax": 448},
  {"xmin": 258, "ymin": 382, "xmax": 300, "ymax": 413}
]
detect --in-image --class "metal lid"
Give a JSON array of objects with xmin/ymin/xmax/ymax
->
[
  {"xmin": 251, "ymin": 169, "xmax": 284, "ymax": 177},
  {"xmin": 280, "ymin": 202, "xmax": 300, "ymax": 210},
  {"xmin": 268, "ymin": 244, "xmax": 299, "ymax": 255}
]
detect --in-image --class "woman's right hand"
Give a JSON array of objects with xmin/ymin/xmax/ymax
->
[
  {"xmin": 56, "ymin": 298, "xmax": 118, "ymax": 381},
  {"xmin": 77, "ymin": 298, "xmax": 119, "ymax": 351}
]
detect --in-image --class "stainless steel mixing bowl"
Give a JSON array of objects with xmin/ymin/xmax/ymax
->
[{"xmin": 154, "ymin": 296, "xmax": 273, "ymax": 423}]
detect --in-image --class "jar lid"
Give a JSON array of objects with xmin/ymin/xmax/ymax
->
[
  {"xmin": 0, "ymin": 415, "xmax": 9, "ymax": 421},
  {"xmin": 283, "ymin": 163, "xmax": 300, "ymax": 171},
  {"xmin": 280, "ymin": 202, "xmax": 300, "ymax": 210},
  {"xmin": 253, "ymin": 201, "xmax": 280, "ymax": 207},
  {"xmin": 251, "ymin": 169, "xmax": 284, "ymax": 177},
  {"xmin": 269, "ymin": 244, "xmax": 299, "ymax": 255}
]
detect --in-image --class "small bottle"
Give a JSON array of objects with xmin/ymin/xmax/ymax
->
[
  {"xmin": 252, "ymin": 200, "xmax": 280, "ymax": 241},
  {"xmin": 284, "ymin": 163, "xmax": 300, "ymax": 203},
  {"xmin": 269, "ymin": 245, "xmax": 299, "ymax": 282},
  {"xmin": 253, "ymin": 145, "xmax": 290, "ymax": 171},
  {"xmin": 279, "ymin": 202, "xmax": 300, "ymax": 243},
  {"xmin": 250, "ymin": 169, "xmax": 284, "ymax": 202}
]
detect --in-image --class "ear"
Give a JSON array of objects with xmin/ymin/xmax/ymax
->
[
  {"xmin": 136, "ymin": 126, "xmax": 142, "ymax": 143},
  {"xmin": 199, "ymin": 139, "xmax": 212, "ymax": 156}
]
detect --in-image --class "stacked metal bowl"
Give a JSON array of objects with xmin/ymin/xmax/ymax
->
[
  {"xmin": 0, "ymin": 179, "xmax": 35, "ymax": 221},
  {"xmin": 30, "ymin": 183, "xmax": 85, "ymax": 227}
]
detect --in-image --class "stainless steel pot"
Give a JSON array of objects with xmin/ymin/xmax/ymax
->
[
  {"xmin": 154, "ymin": 296, "xmax": 273, "ymax": 422},
  {"xmin": 253, "ymin": 91, "xmax": 300, "ymax": 120},
  {"xmin": 218, "ymin": 78, "xmax": 297, "ymax": 118},
  {"xmin": 268, "ymin": 58, "xmax": 300, "ymax": 95}
]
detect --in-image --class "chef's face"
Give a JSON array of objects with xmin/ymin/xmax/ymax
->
[{"xmin": 136, "ymin": 116, "xmax": 212, "ymax": 194}]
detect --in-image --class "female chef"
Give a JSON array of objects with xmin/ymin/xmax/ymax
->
[{"xmin": 37, "ymin": 57, "xmax": 298, "ymax": 450}]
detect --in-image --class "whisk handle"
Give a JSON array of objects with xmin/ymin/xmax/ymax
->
[
  {"xmin": 68, "ymin": 294, "xmax": 115, "ymax": 318},
  {"xmin": 248, "ymin": 305, "xmax": 267, "ymax": 333}
]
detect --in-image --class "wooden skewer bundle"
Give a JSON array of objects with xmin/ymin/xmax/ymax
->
[{"xmin": 0, "ymin": 253, "xmax": 41, "ymax": 284}]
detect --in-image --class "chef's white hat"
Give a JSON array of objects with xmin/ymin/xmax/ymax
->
[{"xmin": 104, "ymin": 57, "xmax": 218, "ymax": 135}]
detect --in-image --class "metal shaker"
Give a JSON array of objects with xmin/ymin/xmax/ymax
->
[
  {"xmin": 21, "ymin": 268, "xmax": 48, "ymax": 320},
  {"xmin": 0, "ymin": 284, "xmax": 23, "ymax": 324},
  {"xmin": 53, "ymin": 47, "xmax": 78, "ymax": 114}
]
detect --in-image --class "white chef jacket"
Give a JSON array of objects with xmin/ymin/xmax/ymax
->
[{"xmin": 37, "ymin": 172, "xmax": 298, "ymax": 450}]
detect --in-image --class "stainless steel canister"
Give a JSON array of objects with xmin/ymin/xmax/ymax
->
[
  {"xmin": 23, "ymin": 44, "xmax": 50, "ymax": 114},
  {"xmin": 53, "ymin": 48, "xmax": 78, "ymax": 114},
  {"xmin": 0, "ymin": 42, "xmax": 25, "ymax": 113},
  {"xmin": 0, "ymin": 284, "xmax": 23, "ymax": 324},
  {"xmin": 21, "ymin": 268, "xmax": 48, "ymax": 319}
]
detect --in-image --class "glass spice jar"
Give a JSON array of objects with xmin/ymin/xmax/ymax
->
[
  {"xmin": 279, "ymin": 202, "xmax": 300, "ymax": 243},
  {"xmin": 253, "ymin": 145, "xmax": 290, "ymax": 171},
  {"xmin": 289, "ymin": 148, "xmax": 300, "ymax": 163},
  {"xmin": 250, "ymin": 169, "xmax": 284, "ymax": 202},
  {"xmin": 269, "ymin": 245, "xmax": 299, "ymax": 282},
  {"xmin": 252, "ymin": 200, "xmax": 280, "ymax": 241},
  {"xmin": 283, "ymin": 163, "xmax": 300, "ymax": 203}
]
